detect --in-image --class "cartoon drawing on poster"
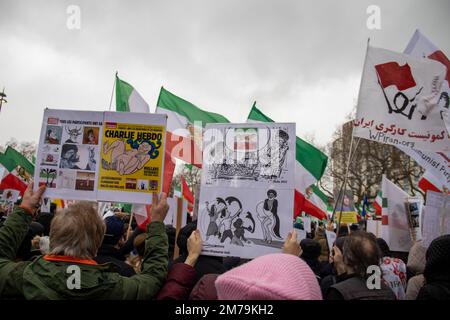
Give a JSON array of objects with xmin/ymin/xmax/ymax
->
[
  {"xmin": 44, "ymin": 125, "xmax": 62, "ymax": 145},
  {"xmin": 256, "ymin": 189, "xmax": 282, "ymax": 244},
  {"xmin": 63, "ymin": 126, "xmax": 83, "ymax": 144},
  {"xmin": 39, "ymin": 168, "xmax": 57, "ymax": 188},
  {"xmin": 203, "ymin": 125, "xmax": 295, "ymax": 187},
  {"xmin": 60, "ymin": 144, "xmax": 97, "ymax": 171},
  {"xmin": 199, "ymin": 122, "xmax": 295, "ymax": 259},
  {"xmin": 97, "ymin": 112, "xmax": 166, "ymax": 203}
]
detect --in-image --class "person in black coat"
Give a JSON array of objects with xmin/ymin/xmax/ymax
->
[
  {"xmin": 94, "ymin": 216, "xmax": 135, "ymax": 277},
  {"xmin": 171, "ymin": 221, "xmax": 226, "ymax": 283},
  {"xmin": 417, "ymin": 235, "xmax": 450, "ymax": 300}
]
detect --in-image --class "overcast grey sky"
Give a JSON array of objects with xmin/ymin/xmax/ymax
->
[{"xmin": 1, "ymin": 0, "xmax": 449, "ymax": 148}]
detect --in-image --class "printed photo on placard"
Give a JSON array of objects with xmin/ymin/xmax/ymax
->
[
  {"xmin": 75, "ymin": 171, "xmax": 95, "ymax": 191},
  {"xmin": 57, "ymin": 170, "xmax": 77, "ymax": 189},
  {"xmin": 40, "ymin": 153, "xmax": 59, "ymax": 166},
  {"xmin": 44, "ymin": 125, "xmax": 62, "ymax": 145},
  {"xmin": 61, "ymin": 125, "xmax": 83, "ymax": 144},
  {"xmin": 59, "ymin": 144, "xmax": 98, "ymax": 171},
  {"xmin": 39, "ymin": 167, "xmax": 57, "ymax": 188},
  {"xmin": 83, "ymin": 127, "xmax": 99, "ymax": 145}
]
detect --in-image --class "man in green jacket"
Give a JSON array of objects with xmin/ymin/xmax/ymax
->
[{"xmin": 0, "ymin": 183, "xmax": 169, "ymax": 299}]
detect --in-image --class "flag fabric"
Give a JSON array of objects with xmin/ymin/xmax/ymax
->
[
  {"xmin": 375, "ymin": 62, "xmax": 417, "ymax": 90},
  {"xmin": 380, "ymin": 175, "xmax": 413, "ymax": 252},
  {"xmin": 156, "ymin": 87, "xmax": 229, "ymax": 166},
  {"xmin": 418, "ymin": 170, "xmax": 447, "ymax": 193},
  {"xmin": 115, "ymin": 75, "xmax": 175, "ymax": 194},
  {"xmin": 115, "ymin": 74, "xmax": 150, "ymax": 113},
  {"xmin": 246, "ymin": 103, "xmax": 328, "ymax": 220},
  {"xmin": 373, "ymin": 191, "xmax": 383, "ymax": 216},
  {"xmin": 353, "ymin": 45, "xmax": 449, "ymax": 152},
  {"xmin": 397, "ymin": 30, "xmax": 450, "ymax": 189},
  {"xmin": 181, "ymin": 176, "xmax": 194, "ymax": 205},
  {"xmin": 361, "ymin": 195, "xmax": 369, "ymax": 218},
  {"xmin": 0, "ymin": 146, "xmax": 34, "ymax": 194},
  {"xmin": 397, "ymin": 145, "xmax": 450, "ymax": 191}
]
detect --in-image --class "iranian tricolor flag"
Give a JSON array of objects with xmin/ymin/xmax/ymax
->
[
  {"xmin": 115, "ymin": 75, "xmax": 175, "ymax": 226},
  {"xmin": 247, "ymin": 103, "xmax": 329, "ymax": 220},
  {"xmin": 373, "ymin": 191, "xmax": 383, "ymax": 216},
  {"xmin": 156, "ymin": 87, "xmax": 230, "ymax": 167},
  {"xmin": 115, "ymin": 74, "xmax": 150, "ymax": 113},
  {"xmin": 380, "ymin": 175, "xmax": 414, "ymax": 252},
  {"xmin": 0, "ymin": 146, "xmax": 34, "ymax": 194}
]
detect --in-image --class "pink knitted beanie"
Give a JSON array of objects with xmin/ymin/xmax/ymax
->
[{"xmin": 215, "ymin": 253, "xmax": 322, "ymax": 300}]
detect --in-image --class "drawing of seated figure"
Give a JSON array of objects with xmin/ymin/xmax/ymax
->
[
  {"xmin": 259, "ymin": 129, "xmax": 289, "ymax": 179},
  {"xmin": 103, "ymin": 139, "xmax": 153, "ymax": 175}
]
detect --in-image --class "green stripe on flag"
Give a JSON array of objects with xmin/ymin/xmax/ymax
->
[
  {"xmin": 115, "ymin": 75, "xmax": 134, "ymax": 112},
  {"xmin": 157, "ymin": 87, "xmax": 230, "ymax": 126},
  {"xmin": 0, "ymin": 147, "xmax": 34, "ymax": 174},
  {"xmin": 311, "ymin": 185, "xmax": 329, "ymax": 203},
  {"xmin": 247, "ymin": 104, "xmax": 328, "ymax": 180}
]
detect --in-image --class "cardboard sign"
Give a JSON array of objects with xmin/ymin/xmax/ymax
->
[
  {"xmin": 198, "ymin": 123, "xmax": 296, "ymax": 259},
  {"xmin": 34, "ymin": 109, "xmax": 166, "ymax": 203}
]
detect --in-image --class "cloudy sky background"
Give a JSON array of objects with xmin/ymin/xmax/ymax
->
[{"xmin": 1, "ymin": 0, "xmax": 449, "ymax": 148}]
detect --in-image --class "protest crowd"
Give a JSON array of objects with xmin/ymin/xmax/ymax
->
[
  {"xmin": 0, "ymin": 182, "xmax": 448, "ymax": 300},
  {"xmin": 1, "ymin": 27, "xmax": 450, "ymax": 301}
]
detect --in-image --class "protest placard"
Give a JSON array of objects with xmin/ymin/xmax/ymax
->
[
  {"xmin": 34, "ymin": 109, "xmax": 166, "ymax": 203},
  {"xmin": 366, "ymin": 219, "xmax": 382, "ymax": 237},
  {"xmin": 302, "ymin": 216, "xmax": 311, "ymax": 233},
  {"xmin": 422, "ymin": 191, "xmax": 450, "ymax": 248},
  {"xmin": 325, "ymin": 230, "xmax": 337, "ymax": 252},
  {"xmin": 198, "ymin": 123, "xmax": 295, "ymax": 259},
  {"xmin": 336, "ymin": 211, "xmax": 358, "ymax": 224}
]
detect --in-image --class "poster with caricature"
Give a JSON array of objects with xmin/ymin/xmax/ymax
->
[
  {"xmin": 198, "ymin": 123, "xmax": 295, "ymax": 259},
  {"xmin": 34, "ymin": 109, "xmax": 166, "ymax": 204}
]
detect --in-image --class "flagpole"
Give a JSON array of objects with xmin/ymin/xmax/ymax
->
[
  {"xmin": 333, "ymin": 38, "xmax": 370, "ymax": 235},
  {"xmin": 126, "ymin": 212, "xmax": 134, "ymax": 241},
  {"xmin": 109, "ymin": 71, "xmax": 117, "ymax": 111}
]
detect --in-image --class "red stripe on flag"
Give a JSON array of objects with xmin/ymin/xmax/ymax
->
[
  {"xmin": 375, "ymin": 62, "xmax": 417, "ymax": 90},
  {"xmin": 166, "ymin": 131, "xmax": 202, "ymax": 168},
  {"xmin": 382, "ymin": 215, "xmax": 388, "ymax": 225},
  {"xmin": 181, "ymin": 176, "xmax": 194, "ymax": 204},
  {"xmin": 0, "ymin": 173, "xmax": 27, "ymax": 194},
  {"xmin": 294, "ymin": 190, "xmax": 328, "ymax": 220},
  {"xmin": 418, "ymin": 177, "xmax": 442, "ymax": 193}
]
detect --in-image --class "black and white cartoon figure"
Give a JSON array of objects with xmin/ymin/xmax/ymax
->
[
  {"xmin": 256, "ymin": 189, "xmax": 282, "ymax": 244},
  {"xmin": 259, "ymin": 129, "xmax": 289, "ymax": 179},
  {"xmin": 218, "ymin": 196, "xmax": 242, "ymax": 243},
  {"xmin": 85, "ymin": 147, "xmax": 96, "ymax": 171},
  {"xmin": 65, "ymin": 126, "xmax": 82, "ymax": 144},
  {"xmin": 60, "ymin": 144, "xmax": 81, "ymax": 169},
  {"xmin": 205, "ymin": 198, "xmax": 227, "ymax": 241},
  {"xmin": 231, "ymin": 214, "xmax": 255, "ymax": 246}
]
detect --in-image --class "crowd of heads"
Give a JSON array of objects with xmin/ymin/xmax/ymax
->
[{"xmin": 0, "ymin": 185, "xmax": 449, "ymax": 300}]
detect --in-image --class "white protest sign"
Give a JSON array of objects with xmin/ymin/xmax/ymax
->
[
  {"xmin": 1, "ymin": 189, "xmax": 19, "ymax": 203},
  {"xmin": 295, "ymin": 228, "xmax": 307, "ymax": 243},
  {"xmin": 34, "ymin": 109, "xmax": 166, "ymax": 203},
  {"xmin": 302, "ymin": 216, "xmax": 311, "ymax": 233},
  {"xmin": 366, "ymin": 219, "xmax": 382, "ymax": 237},
  {"xmin": 164, "ymin": 197, "xmax": 188, "ymax": 228},
  {"xmin": 422, "ymin": 191, "xmax": 450, "ymax": 248},
  {"xmin": 198, "ymin": 123, "xmax": 296, "ymax": 259},
  {"xmin": 325, "ymin": 230, "xmax": 337, "ymax": 252}
]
